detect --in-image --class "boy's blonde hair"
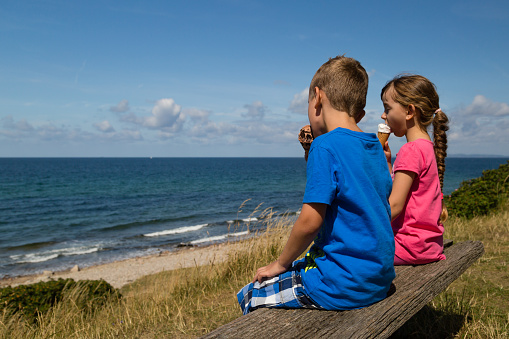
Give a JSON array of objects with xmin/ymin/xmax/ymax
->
[{"xmin": 309, "ymin": 55, "xmax": 368, "ymax": 119}]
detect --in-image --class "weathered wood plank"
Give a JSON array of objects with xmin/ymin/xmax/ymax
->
[{"xmin": 202, "ymin": 240, "xmax": 484, "ymax": 339}]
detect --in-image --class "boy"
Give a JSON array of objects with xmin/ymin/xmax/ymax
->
[{"xmin": 237, "ymin": 55, "xmax": 395, "ymax": 314}]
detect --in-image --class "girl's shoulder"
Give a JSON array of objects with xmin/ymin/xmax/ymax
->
[
  {"xmin": 400, "ymin": 139, "xmax": 434, "ymax": 156},
  {"xmin": 396, "ymin": 139, "xmax": 437, "ymax": 173},
  {"xmin": 395, "ymin": 139, "xmax": 434, "ymax": 172}
]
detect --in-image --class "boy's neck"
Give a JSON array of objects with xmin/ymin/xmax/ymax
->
[{"xmin": 323, "ymin": 108, "xmax": 363, "ymax": 134}]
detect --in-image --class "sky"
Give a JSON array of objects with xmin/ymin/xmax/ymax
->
[{"xmin": 1, "ymin": 0, "xmax": 509, "ymax": 157}]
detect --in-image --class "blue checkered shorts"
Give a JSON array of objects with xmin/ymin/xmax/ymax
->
[{"xmin": 237, "ymin": 259, "xmax": 323, "ymax": 315}]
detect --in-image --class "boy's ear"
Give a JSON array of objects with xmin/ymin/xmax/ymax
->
[
  {"xmin": 314, "ymin": 87, "xmax": 322, "ymax": 109},
  {"xmin": 406, "ymin": 104, "xmax": 416, "ymax": 120},
  {"xmin": 355, "ymin": 110, "xmax": 365, "ymax": 123}
]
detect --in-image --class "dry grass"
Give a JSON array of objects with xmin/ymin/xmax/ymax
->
[
  {"xmin": 1, "ymin": 202, "xmax": 508, "ymax": 338},
  {"xmin": 0, "ymin": 207, "xmax": 292, "ymax": 339},
  {"xmin": 392, "ymin": 201, "xmax": 509, "ymax": 338}
]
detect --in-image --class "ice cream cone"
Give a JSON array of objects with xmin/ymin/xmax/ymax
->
[
  {"xmin": 298, "ymin": 125, "xmax": 314, "ymax": 161},
  {"xmin": 377, "ymin": 123, "xmax": 391, "ymax": 145},
  {"xmin": 377, "ymin": 131, "xmax": 390, "ymax": 145}
]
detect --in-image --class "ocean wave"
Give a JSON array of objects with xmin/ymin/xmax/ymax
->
[
  {"xmin": 10, "ymin": 253, "xmax": 60, "ymax": 263},
  {"xmin": 190, "ymin": 230, "xmax": 250, "ymax": 245},
  {"xmin": 143, "ymin": 224, "xmax": 207, "ymax": 237},
  {"xmin": 9, "ymin": 246, "xmax": 100, "ymax": 264},
  {"xmin": 226, "ymin": 217, "xmax": 258, "ymax": 224}
]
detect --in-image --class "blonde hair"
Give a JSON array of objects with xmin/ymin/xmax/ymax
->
[
  {"xmin": 309, "ymin": 55, "xmax": 368, "ymax": 120},
  {"xmin": 381, "ymin": 74, "xmax": 449, "ymax": 221}
]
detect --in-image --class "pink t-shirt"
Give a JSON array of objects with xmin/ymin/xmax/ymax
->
[{"xmin": 392, "ymin": 139, "xmax": 445, "ymax": 264}]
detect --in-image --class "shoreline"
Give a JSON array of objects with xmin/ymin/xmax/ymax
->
[{"xmin": 0, "ymin": 241, "xmax": 244, "ymax": 289}]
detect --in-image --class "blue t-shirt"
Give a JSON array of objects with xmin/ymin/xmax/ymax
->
[{"xmin": 300, "ymin": 127, "xmax": 395, "ymax": 310}]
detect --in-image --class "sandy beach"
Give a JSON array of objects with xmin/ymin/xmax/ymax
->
[{"xmin": 0, "ymin": 241, "xmax": 243, "ymax": 289}]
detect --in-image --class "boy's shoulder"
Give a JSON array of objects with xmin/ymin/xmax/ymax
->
[{"xmin": 313, "ymin": 127, "xmax": 377, "ymax": 147}]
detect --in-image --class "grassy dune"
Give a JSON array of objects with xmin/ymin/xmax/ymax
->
[
  {"xmin": 1, "ymin": 202, "xmax": 508, "ymax": 338},
  {"xmin": 391, "ymin": 201, "xmax": 509, "ymax": 338}
]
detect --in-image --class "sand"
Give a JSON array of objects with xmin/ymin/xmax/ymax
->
[{"xmin": 0, "ymin": 241, "xmax": 244, "ymax": 289}]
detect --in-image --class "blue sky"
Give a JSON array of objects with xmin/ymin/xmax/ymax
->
[{"xmin": 1, "ymin": 1, "xmax": 509, "ymax": 157}]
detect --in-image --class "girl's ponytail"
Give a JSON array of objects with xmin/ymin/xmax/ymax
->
[{"xmin": 433, "ymin": 108, "xmax": 449, "ymax": 222}]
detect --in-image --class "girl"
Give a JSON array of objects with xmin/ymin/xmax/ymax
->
[{"xmin": 380, "ymin": 74, "xmax": 449, "ymax": 265}]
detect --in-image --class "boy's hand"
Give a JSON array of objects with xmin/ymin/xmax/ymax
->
[
  {"xmin": 251, "ymin": 203, "xmax": 326, "ymax": 285},
  {"xmin": 252, "ymin": 260, "xmax": 288, "ymax": 284}
]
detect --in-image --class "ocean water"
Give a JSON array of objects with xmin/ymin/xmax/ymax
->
[{"xmin": 0, "ymin": 157, "xmax": 507, "ymax": 279}]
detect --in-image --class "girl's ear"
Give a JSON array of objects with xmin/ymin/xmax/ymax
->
[{"xmin": 406, "ymin": 104, "xmax": 416, "ymax": 120}]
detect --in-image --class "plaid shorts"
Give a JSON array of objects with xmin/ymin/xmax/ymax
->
[{"xmin": 237, "ymin": 259, "xmax": 323, "ymax": 315}]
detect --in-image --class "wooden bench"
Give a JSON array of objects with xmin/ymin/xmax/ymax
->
[{"xmin": 202, "ymin": 240, "xmax": 484, "ymax": 339}]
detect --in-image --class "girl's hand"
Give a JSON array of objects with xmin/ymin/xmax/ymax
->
[
  {"xmin": 383, "ymin": 141, "xmax": 392, "ymax": 163},
  {"xmin": 252, "ymin": 260, "xmax": 288, "ymax": 284}
]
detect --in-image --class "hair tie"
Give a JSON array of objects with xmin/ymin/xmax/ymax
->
[{"xmin": 434, "ymin": 108, "xmax": 442, "ymax": 114}]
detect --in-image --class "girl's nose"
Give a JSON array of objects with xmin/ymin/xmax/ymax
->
[{"xmin": 381, "ymin": 112, "xmax": 387, "ymax": 120}]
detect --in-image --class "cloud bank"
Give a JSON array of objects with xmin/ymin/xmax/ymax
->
[{"xmin": 2, "ymin": 92, "xmax": 508, "ymax": 156}]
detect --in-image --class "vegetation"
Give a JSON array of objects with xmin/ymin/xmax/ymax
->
[
  {"xmin": 1, "ymin": 163, "xmax": 508, "ymax": 338},
  {"xmin": 0, "ymin": 279, "xmax": 120, "ymax": 325},
  {"xmin": 445, "ymin": 161, "xmax": 509, "ymax": 219},
  {"xmin": 391, "ymin": 202, "xmax": 509, "ymax": 338}
]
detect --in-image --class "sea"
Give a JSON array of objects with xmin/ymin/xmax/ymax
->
[{"xmin": 1, "ymin": 157, "xmax": 507, "ymax": 279}]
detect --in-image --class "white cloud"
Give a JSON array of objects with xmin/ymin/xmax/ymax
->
[
  {"xmin": 0, "ymin": 116, "xmax": 142, "ymax": 143},
  {"xmin": 110, "ymin": 99, "xmax": 130, "ymax": 113},
  {"xmin": 1, "ymin": 98, "xmax": 309, "ymax": 152},
  {"xmin": 119, "ymin": 98, "xmax": 186, "ymax": 137},
  {"xmin": 119, "ymin": 112, "xmax": 141, "ymax": 125},
  {"xmin": 144, "ymin": 99, "xmax": 183, "ymax": 128},
  {"xmin": 363, "ymin": 95, "xmax": 509, "ymax": 155},
  {"xmin": 288, "ymin": 89, "xmax": 308, "ymax": 115},
  {"xmin": 183, "ymin": 108, "xmax": 210, "ymax": 124},
  {"xmin": 94, "ymin": 120, "xmax": 115, "ymax": 133},
  {"xmin": 1, "ymin": 115, "xmax": 34, "ymax": 131},
  {"xmin": 463, "ymin": 95, "xmax": 509, "ymax": 116},
  {"xmin": 243, "ymin": 101, "xmax": 268, "ymax": 120},
  {"xmin": 357, "ymin": 109, "xmax": 384, "ymax": 136},
  {"xmin": 448, "ymin": 95, "xmax": 509, "ymax": 149},
  {"xmin": 36, "ymin": 124, "xmax": 80, "ymax": 141},
  {"xmin": 106, "ymin": 129, "xmax": 142, "ymax": 141}
]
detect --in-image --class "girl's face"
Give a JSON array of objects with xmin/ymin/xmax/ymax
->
[{"xmin": 381, "ymin": 86, "xmax": 409, "ymax": 137}]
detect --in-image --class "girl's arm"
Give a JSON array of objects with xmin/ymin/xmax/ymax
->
[
  {"xmin": 252, "ymin": 203, "xmax": 326, "ymax": 284},
  {"xmin": 390, "ymin": 170, "xmax": 416, "ymax": 221}
]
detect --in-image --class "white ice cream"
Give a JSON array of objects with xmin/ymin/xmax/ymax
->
[{"xmin": 378, "ymin": 123, "xmax": 391, "ymax": 134}]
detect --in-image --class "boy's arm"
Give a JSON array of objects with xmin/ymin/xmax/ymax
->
[{"xmin": 253, "ymin": 203, "xmax": 326, "ymax": 284}]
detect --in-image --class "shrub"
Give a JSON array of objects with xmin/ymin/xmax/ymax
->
[
  {"xmin": 0, "ymin": 278, "xmax": 121, "ymax": 324},
  {"xmin": 445, "ymin": 161, "xmax": 509, "ymax": 219}
]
